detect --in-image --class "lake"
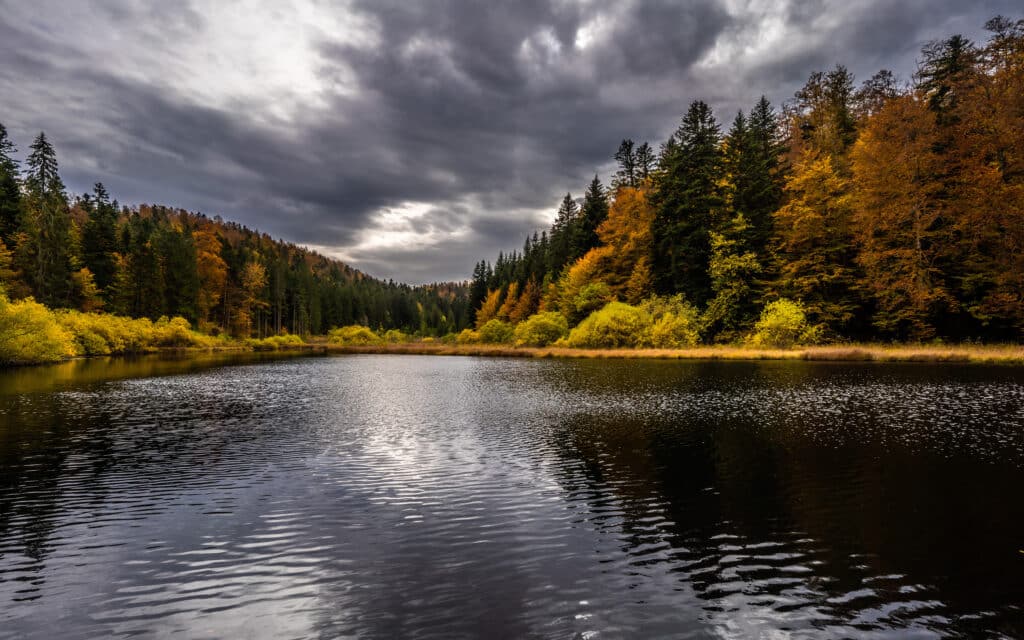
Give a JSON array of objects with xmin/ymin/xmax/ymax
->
[{"xmin": 1, "ymin": 354, "xmax": 1023, "ymax": 638}]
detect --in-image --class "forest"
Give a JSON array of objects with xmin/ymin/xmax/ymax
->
[
  {"xmin": 0, "ymin": 129, "xmax": 471, "ymax": 344},
  {"xmin": 467, "ymin": 17, "xmax": 1023, "ymax": 346},
  {"xmin": 0, "ymin": 16, "xmax": 1021, "ymax": 364}
]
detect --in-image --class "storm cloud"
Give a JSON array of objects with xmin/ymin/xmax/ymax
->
[{"xmin": 0, "ymin": 0, "xmax": 1016, "ymax": 282}]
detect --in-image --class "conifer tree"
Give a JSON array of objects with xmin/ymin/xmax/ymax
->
[
  {"xmin": 82, "ymin": 183, "xmax": 119, "ymax": 295},
  {"xmin": 650, "ymin": 100, "xmax": 722, "ymax": 304},
  {"xmin": 0, "ymin": 124, "xmax": 21, "ymax": 247},
  {"xmin": 22, "ymin": 132, "xmax": 74, "ymax": 307}
]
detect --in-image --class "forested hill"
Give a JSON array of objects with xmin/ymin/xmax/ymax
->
[
  {"xmin": 468, "ymin": 16, "xmax": 1024, "ymax": 343},
  {"xmin": 0, "ymin": 136, "xmax": 471, "ymax": 337}
]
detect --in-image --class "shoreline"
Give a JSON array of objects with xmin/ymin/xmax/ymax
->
[
  {"xmin": 316, "ymin": 342, "xmax": 1024, "ymax": 364},
  {"xmin": 5, "ymin": 341, "xmax": 1024, "ymax": 368}
]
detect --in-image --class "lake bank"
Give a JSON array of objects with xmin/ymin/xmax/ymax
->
[{"xmin": 319, "ymin": 341, "xmax": 1024, "ymax": 364}]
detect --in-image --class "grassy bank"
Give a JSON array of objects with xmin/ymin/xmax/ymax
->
[{"xmin": 318, "ymin": 341, "xmax": 1024, "ymax": 364}]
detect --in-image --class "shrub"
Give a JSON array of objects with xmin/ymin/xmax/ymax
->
[
  {"xmin": 0, "ymin": 295, "xmax": 76, "ymax": 364},
  {"xmin": 638, "ymin": 295, "xmax": 701, "ymax": 348},
  {"xmin": 247, "ymin": 334, "xmax": 306, "ymax": 351},
  {"xmin": 455, "ymin": 328, "xmax": 481, "ymax": 344},
  {"xmin": 478, "ymin": 319, "xmax": 514, "ymax": 344},
  {"xmin": 565, "ymin": 301, "xmax": 648, "ymax": 348},
  {"xmin": 439, "ymin": 333, "xmax": 458, "ymax": 344},
  {"xmin": 383, "ymin": 329, "xmax": 409, "ymax": 343},
  {"xmin": 513, "ymin": 311, "xmax": 569, "ymax": 347},
  {"xmin": 747, "ymin": 299, "xmax": 819, "ymax": 348},
  {"xmin": 327, "ymin": 325, "xmax": 383, "ymax": 346}
]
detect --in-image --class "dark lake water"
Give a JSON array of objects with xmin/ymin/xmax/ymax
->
[{"xmin": 1, "ymin": 354, "xmax": 1023, "ymax": 639}]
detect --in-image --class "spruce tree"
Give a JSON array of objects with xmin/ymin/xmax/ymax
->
[
  {"xmin": 82, "ymin": 183, "xmax": 120, "ymax": 295},
  {"xmin": 23, "ymin": 132, "xmax": 74, "ymax": 307},
  {"xmin": 0, "ymin": 124, "xmax": 21, "ymax": 246},
  {"xmin": 576, "ymin": 175, "xmax": 609, "ymax": 257},
  {"xmin": 612, "ymin": 139, "xmax": 637, "ymax": 189},
  {"xmin": 650, "ymin": 100, "xmax": 723, "ymax": 305}
]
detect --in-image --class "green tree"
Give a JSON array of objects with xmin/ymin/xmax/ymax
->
[
  {"xmin": 81, "ymin": 183, "xmax": 120, "ymax": 295},
  {"xmin": 613, "ymin": 139, "xmax": 637, "ymax": 189},
  {"xmin": 650, "ymin": 100, "xmax": 723, "ymax": 304},
  {"xmin": 575, "ymin": 175, "xmax": 608, "ymax": 257},
  {"xmin": 0, "ymin": 124, "xmax": 22, "ymax": 246},
  {"xmin": 22, "ymin": 132, "xmax": 74, "ymax": 307}
]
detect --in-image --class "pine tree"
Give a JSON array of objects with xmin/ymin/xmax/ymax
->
[
  {"xmin": 650, "ymin": 100, "xmax": 723, "ymax": 304},
  {"xmin": 22, "ymin": 132, "xmax": 74, "ymax": 307},
  {"xmin": 576, "ymin": 176, "xmax": 609, "ymax": 257},
  {"xmin": 82, "ymin": 183, "xmax": 119, "ymax": 295},
  {"xmin": 613, "ymin": 139, "xmax": 637, "ymax": 189},
  {"xmin": 0, "ymin": 124, "xmax": 22, "ymax": 246},
  {"xmin": 635, "ymin": 142, "xmax": 655, "ymax": 182},
  {"xmin": 548, "ymin": 193, "xmax": 578, "ymax": 274}
]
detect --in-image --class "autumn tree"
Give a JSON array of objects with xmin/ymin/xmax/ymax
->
[
  {"xmin": 475, "ymin": 288, "xmax": 503, "ymax": 328},
  {"xmin": 194, "ymin": 225, "xmax": 227, "ymax": 325},
  {"xmin": 771, "ymin": 152, "xmax": 862, "ymax": 333},
  {"xmin": 851, "ymin": 93, "xmax": 953, "ymax": 338},
  {"xmin": 496, "ymin": 281, "xmax": 519, "ymax": 320}
]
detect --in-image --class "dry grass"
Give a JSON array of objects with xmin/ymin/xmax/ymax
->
[{"xmin": 319, "ymin": 342, "xmax": 1024, "ymax": 364}]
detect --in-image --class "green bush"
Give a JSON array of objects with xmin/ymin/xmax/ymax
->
[
  {"xmin": 565, "ymin": 301, "xmax": 648, "ymax": 348},
  {"xmin": 455, "ymin": 328, "xmax": 481, "ymax": 344},
  {"xmin": 513, "ymin": 312, "xmax": 568, "ymax": 347},
  {"xmin": 638, "ymin": 295, "xmax": 701, "ymax": 348},
  {"xmin": 478, "ymin": 318, "xmax": 514, "ymax": 344},
  {"xmin": 747, "ymin": 299, "xmax": 819, "ymax": 348},
  {"xmin": 327, "ymin": 325, "xmax": 383, "ymax": 346}
]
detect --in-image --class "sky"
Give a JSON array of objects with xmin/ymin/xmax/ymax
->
[{"xmin": 0, "ymin": 1, "xmax": 1016, "ymax": 284}]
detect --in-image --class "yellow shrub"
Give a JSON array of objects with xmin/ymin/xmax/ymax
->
[
  {"xmin": 478, "ymin": 319, "xmax": 514, "ymax": 344},
  {"xmin": 746, "ymin": 299, "xmax": 819, "ymax": 348},
  {"xmin": 455, "ymin": 328, "xmax": 481, "ymax": 344},
  {"xmin": 565, "ymin": 302, "xmax": 648, "ymax": 348},
  {"xmin": 513, "ymin": 312, "xmax": 568, "ymax": 347},
  {"xmin": 0, "ymin": 295, "xmax": 77, "ymax": 364},
  {"xmin": 328, "ymin": 325, "xmax": 383, "ymax": 346},
  {"xmin": 383, "ymin": 329, "xmax": 409, "ymax": 343}
]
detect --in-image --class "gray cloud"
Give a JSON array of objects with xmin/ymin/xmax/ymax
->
[{"xmin": 0, "ymin": 0, "xmax": 1016, "ymax": 282}]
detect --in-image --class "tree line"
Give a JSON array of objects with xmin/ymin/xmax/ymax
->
[
  {"xmin": 0, "ymin": 132, "xmax": 471, "ymax": 337},
  {"xmin": 470, "ymin": 16, "xmax": 1023, "ymax": 342}
]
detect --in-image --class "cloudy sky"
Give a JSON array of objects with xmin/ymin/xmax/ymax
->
[{"xmin": 0, "ymin": 1, "xmax": 1015, "ymax": 283}]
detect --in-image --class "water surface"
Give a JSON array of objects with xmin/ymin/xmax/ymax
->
[{"xmin": 1, "ymin": 354, "xmax": 1023, "ymax": 638}]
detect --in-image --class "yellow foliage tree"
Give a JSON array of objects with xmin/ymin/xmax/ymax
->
[
  {"xmin": 496, "ymin": 281, "xmax": 519, "ymax": 321},
  {"xmin": 475, "ymin": 288, "xmax": 502, "ymax": 328}
]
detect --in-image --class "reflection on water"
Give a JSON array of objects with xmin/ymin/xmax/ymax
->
[{"xmin": 1, "ymin": 355, "xmax": 1023, "ymax": 638}]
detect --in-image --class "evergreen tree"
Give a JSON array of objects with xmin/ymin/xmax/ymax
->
[
  {"xmin": 613, "ymin": 139, "xmax": 637, "ymax": 189},
  {"xmin": 82, "ymin": 183, "xmax": 119, "ymax": 295},
  {"xmin": 635, "ymin": 142, "xmax": 655, "ymax": 182},
  {"xmin": 650, "ymin": 100, "xmax": 723, "ymax": 304},
  {"xmin": 576, "ymin": 175, "xmax": 609, "ymax": 257},
  {"xmin": 0, "ymin": 124, "xmax": 21, "ymax": 246},
  {"xmin": 548, "ymin": 193, "xmax": 578, "ymax": 274},
  {"xmin": 22, "ymin": 132, "xmax": 74, "ymax": 307}
]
